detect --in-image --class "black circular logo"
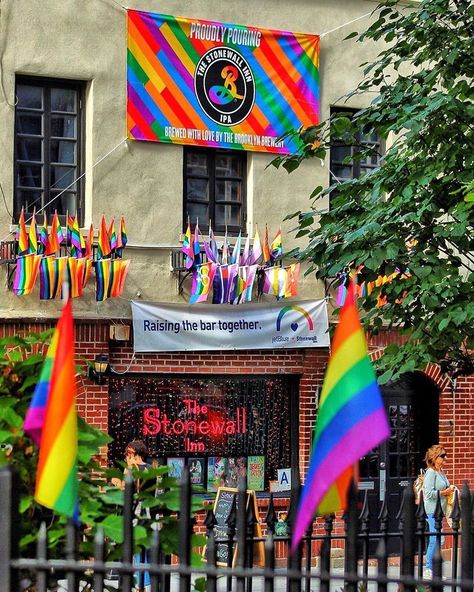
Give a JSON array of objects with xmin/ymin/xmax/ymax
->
[{"xmin": 194, "ymin": 48, "xmax": 255, "ymax": 126}]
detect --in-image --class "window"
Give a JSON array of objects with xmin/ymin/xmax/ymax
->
[
  {"xmin": 108, "ymin": 374, "xmax": 299, "ymax": 492},
  {"xmin": 183, "ymin": 148, "xmax": 246, "ymax": 234},
  {"xmin": 14, "ymin": 76, "xmax": 84, "ymax": 223},
  {"xmin": 329, "ymin": 107, "xmax": 382, "ymax": 186}
]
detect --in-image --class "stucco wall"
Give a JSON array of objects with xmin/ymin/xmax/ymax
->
[{"xmin": 0, "ymin": 0, "xmax": 383, "ymax": 319}]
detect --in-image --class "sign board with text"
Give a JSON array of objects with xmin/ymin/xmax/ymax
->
[{"xmin": 131, "ymin": 299, "xmax": 329, "ymax": 352}]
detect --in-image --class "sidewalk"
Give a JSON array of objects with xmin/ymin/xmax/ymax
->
[{"xmin": 57, "ymin": 559, "xmax": 457, "ymax": 592}]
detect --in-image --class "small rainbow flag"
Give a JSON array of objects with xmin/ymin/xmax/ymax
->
[
  {"xmin": 38, "ymin": 213, "xmax": 48, "ymax": 255},
  {"xmin": 108, "ymin": 259, "xmax": 130, "ymax": 298},
  {"xmin": 97, "ymin": 215, "xmax": 111, "ymax": 259},
  {"xmin": 262, "ymin": 225, "xmax": 271, "ymax": 264},
  {"xmin": 24, "ymin": 298, "xmax": 79, "ymax": 519},
  {"xmin": 270, "ymin": 227, "xmax": 282, "ymax": 259},
  {"xmin": 16, "ymin": 207, "xmax": 29, "ymax": 256},
  {"xmin": 95, "ymin": 258, "xmax": 111, "ymax": 301},
  {"xmin": 45, "ymin": 211, "xmax": 64, "ymax": 255},
  {"xmin": 69, "ymin": 215, "xmax": 83, "ymax": 258},
  {"xmin": 182, "ymin": 222, "xmax": 194, "ymax": 270},
  {"xmin": 108, "ymin": 218, "xmax": 118, "ymax": 252},
  {"xmin": 189, "ymin": 262, "xmax": 217, "ymax": 304},
  {"xmin": 13, "ymin": 254, "xmax": 42, "ymax": 296},
  {"xmin": 292, "ymin": 282, "xmax": 390, "ymax": 549},
  {"xmin": 28, "ymin": 209, "xmax": 38, "ymax": 254},
  {"xmin": 39, "ymin": 256, "xmax": 67, "ymax": 300}
]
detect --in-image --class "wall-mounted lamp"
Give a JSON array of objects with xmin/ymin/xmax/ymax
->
[{"xmin": 88, "ymin": 353, "xmax": 110, "ymax": 385}]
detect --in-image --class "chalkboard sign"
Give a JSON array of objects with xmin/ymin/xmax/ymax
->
[{"xmin": 204, "ymin": 487, "xmax": 264, "ymax": 567}]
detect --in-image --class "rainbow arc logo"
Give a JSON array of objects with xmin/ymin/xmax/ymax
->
[{"xmin": 275, "ymin": 305, "xmax": 314, "ymax": 332}]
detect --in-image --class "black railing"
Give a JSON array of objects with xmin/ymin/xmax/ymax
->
[{"xmin": 0, "ymin": 464, "xmax": 473, "ymax": 592}]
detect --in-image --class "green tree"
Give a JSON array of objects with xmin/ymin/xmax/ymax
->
[
  {"xmin": 273, "ymin": 0, "xmax": 474, "ymax": 382},
  {"xmin": 0, "ymin": 331, "xmax": 205, "ymax": 590}
]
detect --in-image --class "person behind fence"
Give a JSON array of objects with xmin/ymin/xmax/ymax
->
[
  {"xmin": 112, "ymin": 440, "xmax": 152, "ymax": 592},
  {"xmin": 423, "ymin": 444, "xmax": 455, "ymax": 576}
]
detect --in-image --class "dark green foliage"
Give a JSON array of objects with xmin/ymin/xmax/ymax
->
[
  {"xmin": 0, "ymin": 331, "xmax": 205, "ymax": 588},
  {"xmin": 273, "ymin": 0, "xmax": 474, "ymax": 382}
]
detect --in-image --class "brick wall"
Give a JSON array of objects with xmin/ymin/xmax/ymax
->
[{"xmin": 2, "ymin": 318, "xmax": 473, "ymax": 517}]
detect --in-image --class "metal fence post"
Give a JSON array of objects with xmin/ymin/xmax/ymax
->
[
  {"xmin": 0, "ymin": 465, "xmax": 20, "ymax": 592},
  {"xmin": 400, "ymin": 486, "xmax": 415, "ymax": 592}
]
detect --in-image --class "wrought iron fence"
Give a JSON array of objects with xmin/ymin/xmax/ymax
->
[{"xmin": 0, "ymin": 464, "xmax": 473, "ymax": 592}]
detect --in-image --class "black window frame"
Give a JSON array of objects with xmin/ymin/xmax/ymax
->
[
  {"xmin": 329, "ymin": 106, "xmax": 383, "ymax": 188},
  {"xmin": 183, "ymin": 147, "xmax": 247, "ymax": 236},
  {"xmin": 13, "ymin": 75, "xmax": 85, "ymax": 225}
]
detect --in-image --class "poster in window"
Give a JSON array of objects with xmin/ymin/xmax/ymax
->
[
  {"xmin": 188, "ymin": 457, "xmax": 206, "ymax": 489},
  {"xmin": 224, "ymin": 457, "xmax": 247, "ymax": 488},
  {"xmin": 247, "ymin": 455, "xmax": 265, "ymax": 491},
  {"xmin": 167, "ymin": 457, "xmax": 185, "ymax": 480},
  {"xmin": 207, "ymin": 456, "xmax": 228, "ymax": 491}
]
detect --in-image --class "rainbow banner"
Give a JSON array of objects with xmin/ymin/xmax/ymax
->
[
  {"xmin": 127, "ymin": 10, "xmax": 320, "ymax": 154},
  {"xmin": 24, "ymin": 298, "xmax": 79, "ymax": 519},
  {"xmin": 13, "ymin": 254, "xmax": 42, "ymax": 296},
  {"xmin": 291, "ymin": 283, "xmax": 390, "ymax": 549},
  {"xmin": 39, "ymin": 256, "xmax": 67, "ymax": 300}
]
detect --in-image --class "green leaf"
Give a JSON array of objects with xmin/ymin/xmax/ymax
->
[
  {"xmin": 99, "ymin": 515, "xmax": 124, "ymax": 544},
  {"xmin": 343, "ymin": 31, "xmax": 358, "ymax": 40}
]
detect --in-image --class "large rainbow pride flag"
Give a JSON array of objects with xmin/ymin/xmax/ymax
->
[
  {"xmin": 292, "ymin": 282, "xmax": 390, "ymax": 549},
  {"xmin": 127, "ymin": 10, "xmax": 320, "ymax": 154},
  {"xmin": 24, "ymin": 298, "xmax": 78, "ymax": 519}
]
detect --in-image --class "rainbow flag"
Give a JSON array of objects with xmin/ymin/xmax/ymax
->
[
  {"xmin": 189, "ymin": 262, "xmax": 217, "ymax": 304},
  {"xmin": 38, "ymin": 213, "xmax": 48, "ymax": 255},
  {"xmin": 45, "ymin": 211, "xmax": 64, "ymax": 255},
  {"xmin": 39, "ymin": 256, "xmax": 67, "ymax": 300},
  {"xmin": 95, "ymin": 258, "xmax": 111, "ymax": 301},
  {"xmin": 262, "ymin": 225, "xmax": 271, "ymax": 264},
  {"xmin": 28, "ymin": 209, "xmax": 38, "ymax": 254},
  {"xmin": 68, "ymin": 214, "xmax": 83, "ymax": 258},
  {"xmin": 292, "ymin": 282, "xmax": 390, "ymax": 549},
  {"xmin": 97, "ymin": 215, "xmax": 111, "ymax": 259},
  {"xmin": 24, "ymin": 298, "xmax": 78, "ymax": 519},
  {"xmin": 13, "ymin": 254, "xmax": 42, "ymax": 296},
  {"xmin": 68, "ymin": 257, "xmax": 85, "ymax": 298},
  {"xmin": 16, "ymin": 207, "xmax": 29, "ymax": 256},
  {"xmin": 270, "ymin": 227, "xmax": 282, "ymax": 259},
  {"xmin": 284, "ymin": 263, "xmax": 300, "ymax": 298},
  {"xmin": 120, "ymin": 216, "xmax": 127, "ymax": 247},
  {"xmin": 108, "ymin": 218, "xmax": 118, "ymax": 252},
  {"xmin": 116, "ymin": 217, "xmax": 127, "ymax": 257},
  {"xmin": 108, "ymin": 259, "xmax": 130, "ymax": 298},
  {"xmin": 182, "ymin": 222, "xmax": 194, "ymax": 269}
]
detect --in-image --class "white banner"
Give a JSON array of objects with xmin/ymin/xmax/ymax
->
[{"xmin": 131, "ymin": 300, "xmax": 329, "ymax": 352}]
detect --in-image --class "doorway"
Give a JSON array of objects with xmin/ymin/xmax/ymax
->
[{"xmin": 358, "ymin": 371, "xmax": 439, "ymax": 554}]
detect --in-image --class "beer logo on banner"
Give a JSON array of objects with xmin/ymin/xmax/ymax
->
[{"xmin": 194, "ymin": 48, "xmax": 255, "ymax": 126}]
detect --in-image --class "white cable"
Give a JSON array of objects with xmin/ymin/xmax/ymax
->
[
  {"xmin": 319, "ymin": 11, "xmax": 373, "ymax": 38},
  {"xmin": 110, "ymin": 352, "xmax": 137, "ymax": 375},
  {"xmin": 3, "ymin": 137, "xmax": 127, "ymax": 242}
]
